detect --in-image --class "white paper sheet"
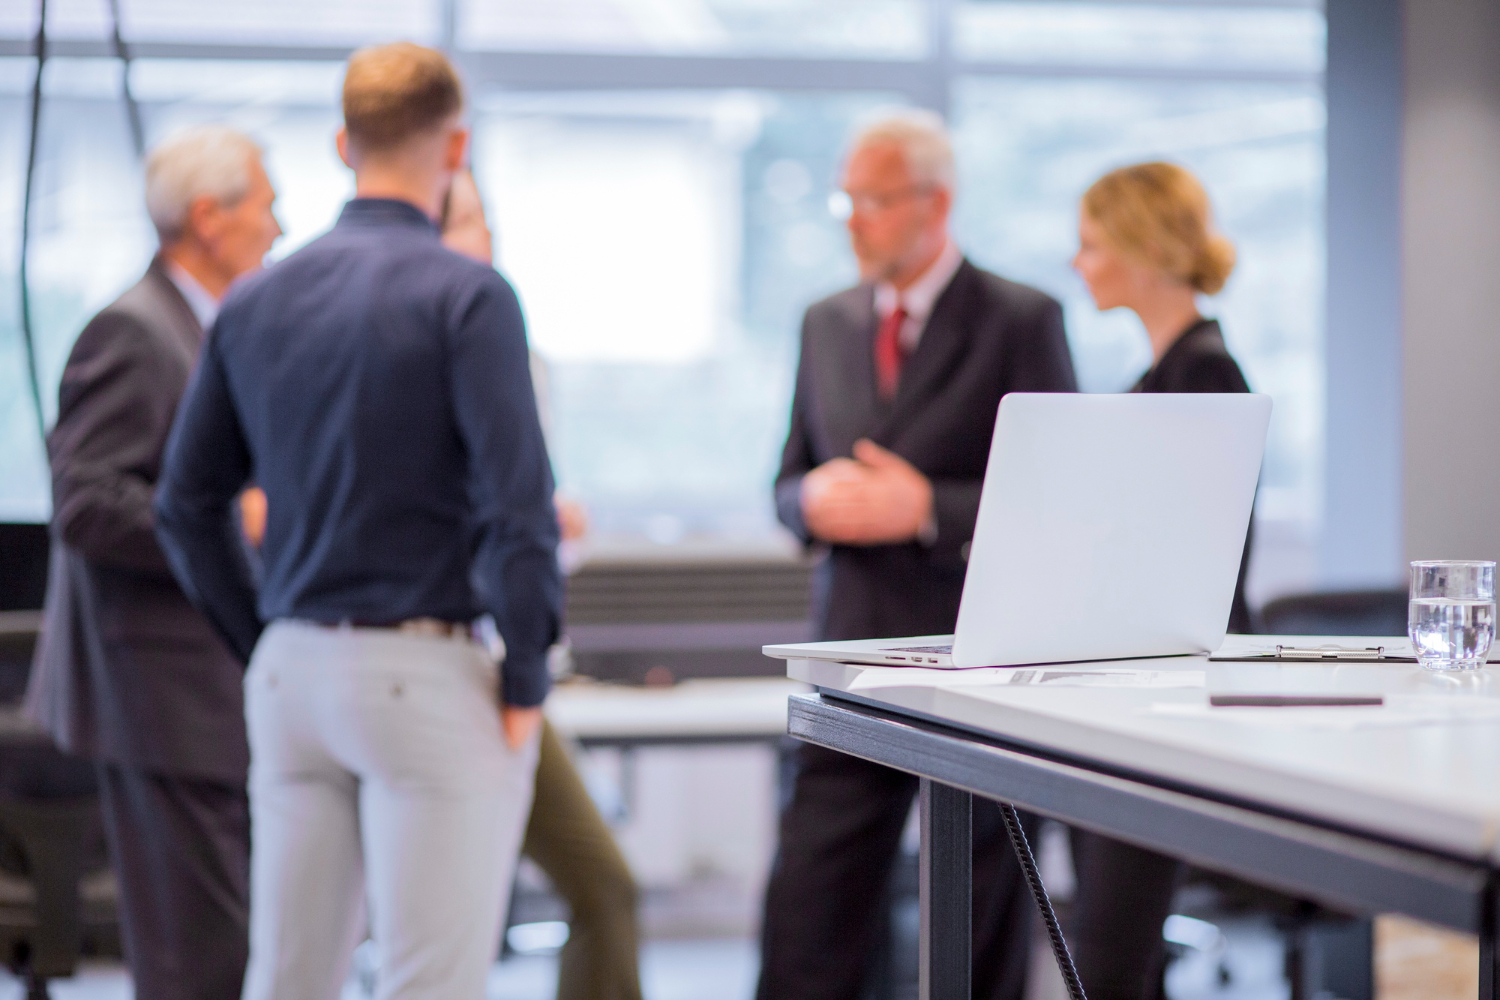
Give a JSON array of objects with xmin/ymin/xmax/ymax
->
[
  {"xmin": 1004, "ymin": 669, "xmax": 1205, "ymax": 689},
  {"xmin": 847, "ymin": 667, "xmax": 1021, "ymax": 691},
  {"xmin": 848, "ymin": 666, "xmax": 1204, "ymax": 692}
]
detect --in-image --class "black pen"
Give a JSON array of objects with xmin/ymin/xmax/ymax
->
[{"xmin": 1209, "ymin": 695, "xmax": 1385, "ymax": 708}]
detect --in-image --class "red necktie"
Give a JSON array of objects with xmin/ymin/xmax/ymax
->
[{"xmin": 875, "ymin": 305, "xmax": 907, "ymax": 400}]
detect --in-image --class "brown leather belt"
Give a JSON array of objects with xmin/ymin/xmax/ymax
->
[
  {"xmin": 314, "ymin": 617, "xmax": 472, "ymax": 640},
  {"xmin": 304, "ymin": 617, "xmax": 506, "ymax": 664}
]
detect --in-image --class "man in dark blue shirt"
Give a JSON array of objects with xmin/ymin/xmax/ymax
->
[{"xmin": 155, "ymin": 42, "xmax": 559, "ymax": 999}]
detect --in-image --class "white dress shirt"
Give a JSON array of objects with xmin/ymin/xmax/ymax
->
[
  {"xmin": 165, "ymin": 261, "xmax": 222, "ymax": 332},
  {"xmin": 873, "ymin": 239, "xmax": 964, "ymax": 354}
]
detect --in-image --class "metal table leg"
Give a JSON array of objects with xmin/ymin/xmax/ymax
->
[
  {"xmin": 793, "ymin": 692, "xmax": 1486, "ymax": 1000},
  {"xmin": 1483, "ymin": 877, "xmax": 1499, "ymax": 1000},
  {"xmin": 919, "ymin": 778, "xmax": 971, "ymax": 1000}
]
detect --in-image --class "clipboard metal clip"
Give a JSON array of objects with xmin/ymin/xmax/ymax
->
[{"xmin": 1274, "ymin": 644, "xmax": 1386, "ymax": 661}]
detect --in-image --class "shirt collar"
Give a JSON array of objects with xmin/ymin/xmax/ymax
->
[
  {"xmin": 164, "ymin": 260, "xmax": 221, "ymax": 331},
  {"xmin": 874, "ymin": 240, "xmax": 964, "ymax": 322},
  {"xmin": 336, "ymin": 197, "xmax": 441, "ymax": 234}
]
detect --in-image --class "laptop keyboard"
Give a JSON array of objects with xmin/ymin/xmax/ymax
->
[{"xmin": 883, "ymin": 644, "xmax": 953, "ymax": 654}]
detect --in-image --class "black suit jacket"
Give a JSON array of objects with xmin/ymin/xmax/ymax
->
[
  {"xmin": 776, "ymin": 259, "xmax": 1078, "ymax": 641},
  {"xmin": 26, "ymin": 257, "xmax": 249, "ymax": 782},
  {"xmin": 1132, "ymin": 319, "xmax": 1249, "ymax": 395},
  {"xmin": 1133, "ymin": 318, "xmax": 1255, "ymax": 633}
]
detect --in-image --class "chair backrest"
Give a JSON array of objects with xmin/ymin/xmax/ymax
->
[
  {"xmin": 0, "ymin": 524, "xmax": 48, "ymax": 612},
  {"xmin": 1258, "ymin": 589, "xmax": 1408, "ymax": 637},
  {"xmin": 0, "ymin": 523, "xmax": 48, "ymax": 706}
]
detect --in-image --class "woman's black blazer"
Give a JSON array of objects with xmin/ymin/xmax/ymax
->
[{"xmin": 1132, "ymin": 318, "xmax": 1255, "ymax": 633}]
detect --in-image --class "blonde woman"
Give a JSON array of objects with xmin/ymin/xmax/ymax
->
[
  {"xmin": 1068, "ymin": 161, "xmax": 1251, "ymax": 1000},
  {"xmin": 1073, "ymin": 160, "xmax": 1251, "ymax": 630}
]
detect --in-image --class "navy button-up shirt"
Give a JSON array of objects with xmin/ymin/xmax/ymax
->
[{"xmin": 155, "ymin": 198, "xmax": 561, "ymax": 707}]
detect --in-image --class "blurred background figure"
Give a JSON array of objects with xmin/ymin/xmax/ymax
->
[
  {"xmin": 26, "ymin": 125, "xmax": 280, "ymax": 1000},
  {"xmin": 1073, "ymin": 160, "xmax": 1250, "ymax": 627},
  {"xmin": 757, "ymin": 110, "xmax": 1076, "ymax": 1000},
  {"xmin": 445, "ymin": 167, "xmax": 645, "ymax": 1000},
  {"xmin": 1069, "ymin": 159, "xmax": 1248, "ymax": 1000},
  {"xmin": 442, "ymin": 170, "xmax": 590, "ymax": 546}
]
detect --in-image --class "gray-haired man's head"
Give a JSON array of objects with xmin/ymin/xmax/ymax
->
[
  {"xmin": 146, "ymin": 125, "xmax": 281, "ymax": 293},
  {"xmin": 839, "ymin": 110, "xmax": 955, "ymax": 286}
]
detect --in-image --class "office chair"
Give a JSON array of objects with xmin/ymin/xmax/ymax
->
[
  {"xmin": 0, "ymin": 524, "xmax": 120, "ymax": 999},
  {"xmin": 1259, "ymin": 589, "xmax": 1408, "ymax": 637}
]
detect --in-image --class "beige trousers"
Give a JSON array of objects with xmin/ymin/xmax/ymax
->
[{"xmin": 241, "ymin": 620, "xmax": 538, "ymax": 1000}]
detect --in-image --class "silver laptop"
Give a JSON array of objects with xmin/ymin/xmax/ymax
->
[{"xmin": 764, "ymin": 392, "xmax": 1271, "ymax": 669}]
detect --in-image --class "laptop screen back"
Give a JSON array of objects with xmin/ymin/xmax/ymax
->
[{"xmin": 951, "ymin": 392, "xmax": 1271, "ymax": 668}]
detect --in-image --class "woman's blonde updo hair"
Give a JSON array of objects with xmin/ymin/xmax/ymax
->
[{"xmin": 1081, "ymin": 162, "xmax": 1236, "ymax": 295}]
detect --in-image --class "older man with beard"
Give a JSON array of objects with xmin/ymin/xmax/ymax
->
[{"xmin": 757, "ymin": 111, "xmax": 1077, "ymax": 1000}]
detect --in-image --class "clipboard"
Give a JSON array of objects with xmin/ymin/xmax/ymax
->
[{"xmin": 1208, "ymin": 642, "xmax": 1500, "ymax": 664}]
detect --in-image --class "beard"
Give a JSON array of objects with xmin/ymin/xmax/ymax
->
[{"xmin": 854, "ymin": 236, "xmax": 937, "ymax": 286}]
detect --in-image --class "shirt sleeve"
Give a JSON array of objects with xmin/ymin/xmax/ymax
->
[
  {"xmin": 449, "ymin": 275, "xmax": 562, "ymax": 708},
  {"xmin": 153, "ymin": 330, "xmax": 263, "ymax": 664}
]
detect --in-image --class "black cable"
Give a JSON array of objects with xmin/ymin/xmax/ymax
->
[
  {"xmin": 999, "ymin": 803, "xmax": 1089, "ymax": 1000},
  {"xmin": 105, "ymin": 0, "xmax": 144, "ymax": 157},
  {"xmin": 17, "ymin": 0, "xmax": 48, "ymax": 443}
]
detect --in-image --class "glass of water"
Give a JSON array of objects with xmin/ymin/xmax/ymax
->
[{"xmin": 1409, "ymin": 561, "xmax": 1496, "ymax": 670}]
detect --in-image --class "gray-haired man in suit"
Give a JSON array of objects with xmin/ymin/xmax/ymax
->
[
  {"xmin": 27, "ymin": 125, "xmax": 281, "ymax": 999},
  {"xmin": 757, "ymin": 112, "xmax": 1077, "ymax": 1000}
]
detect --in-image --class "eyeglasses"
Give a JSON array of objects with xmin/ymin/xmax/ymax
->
[{"xmin": 827, "ymin": 184, "xmax": 936, "ymax": 220}]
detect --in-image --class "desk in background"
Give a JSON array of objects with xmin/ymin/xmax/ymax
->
[
  {"xmin": 562, "ymin": 538, "xmax": 814, "ymax": 683},
  {"xmin": 548, "ymin": 677, "xmax": 807, "ymax": 749},
  {"xmin": 546, "ymin": 676, "xmax": 805, "ymax": 821},
  {"xmin": 503, "ymin": 677, "xmax": 804, "ymax": 943}
]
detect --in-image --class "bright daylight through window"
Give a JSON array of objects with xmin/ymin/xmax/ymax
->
[{"xmin": 0, "ymin": 0, "xmax": 1325, "ymax": 594}]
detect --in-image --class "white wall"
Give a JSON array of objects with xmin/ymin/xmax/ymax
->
[{"xmin": 1401, "ymin": 0, "xmax": 1500, "ymax": 565}]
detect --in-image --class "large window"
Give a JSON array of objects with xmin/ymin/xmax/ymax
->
[
  {"xmin": 952, "ymin": 76, "xmax": 1325, "ymax": 525},
  {"xmin": 0, "ymin": 0, "xmax": 1326, "ymax": 592},
  {"xmin": 470, "ymin": 91, "xmax": 893, "ymax": 538}
]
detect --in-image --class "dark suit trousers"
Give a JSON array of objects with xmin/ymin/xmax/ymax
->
[
  {"xmin": 757, "ymin": 743, "xmax": 1036, "ymax": 1000},
  {"xmin": 97, "ymin": 764, "xmax": 250, "ymax": 1000},
  {"xmin": 1067, "ymin": 830, "xmax": 1182, "ymax": 1000}
]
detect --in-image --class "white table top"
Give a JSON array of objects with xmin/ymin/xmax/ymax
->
[
  {"xmin": 547, "ymin": 676, "xmax": 807, "ymax": 743},
  {"xmin": 785, "ymin": 637, "xmax": 1500, "ymax": 864}
]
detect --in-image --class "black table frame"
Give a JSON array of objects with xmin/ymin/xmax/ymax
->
[{"xmin": 788, "ymin": 691, "xmax": 1500, "ymax": 1000}]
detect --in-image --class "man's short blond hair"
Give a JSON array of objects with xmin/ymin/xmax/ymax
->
[
  {"xmin": 342, "ymin": 42, "xmax": 464, "ymax": 155},
  {"xmin": 849, "ymin": 110, "xmax": 956, "ymax": 192}
]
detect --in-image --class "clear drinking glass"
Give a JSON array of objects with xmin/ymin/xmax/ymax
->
[{"xmin": 1409, "ymin": 561, "xmax": 1496, "ymax": 671}]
